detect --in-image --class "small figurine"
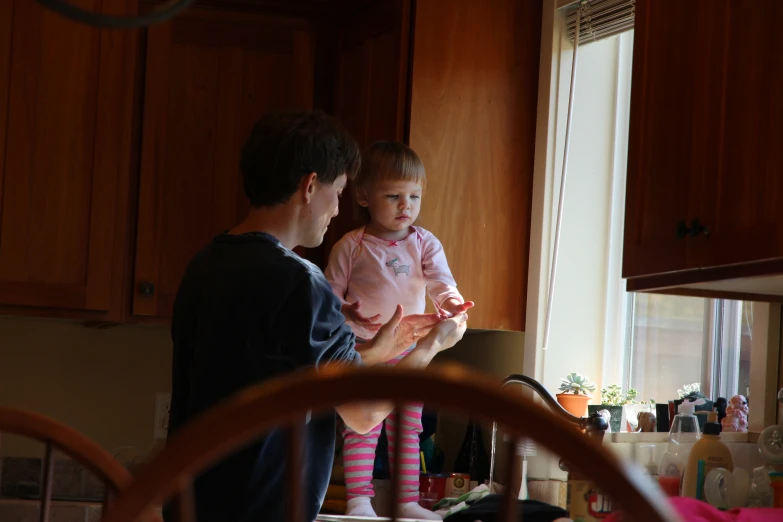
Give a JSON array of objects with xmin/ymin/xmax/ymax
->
[
  {"xmin": 597, "ymin": 409, "xmax": 613, "ymax": 433},
  {"xmin": 715, "ymin": 397, "xmax": 727, "ymax": 424},
  {"xmin": 637, "ymin": 411, "xmax": 656, "ymax": 432},
  {"xmin": 721, "ymin": 394, "xmax": 749, "ymax": 433}
]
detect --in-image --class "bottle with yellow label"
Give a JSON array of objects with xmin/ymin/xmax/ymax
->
[{"xmin": 682, "ymin": 412, "xmax": 733, "ymax": 500}]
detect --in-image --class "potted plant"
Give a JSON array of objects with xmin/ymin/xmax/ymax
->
[
  {"xmin": 670, "ymin": 383, "xmax": 713, "ymax": 430},
  {"xmin": 587, "ymin": 384, "xmax": 646, "ymax": 433},
  {"xmin": 556, "ymin": 372, "xmax": 595, "ymax": 417}
]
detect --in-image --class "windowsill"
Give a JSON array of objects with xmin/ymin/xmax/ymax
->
[{"xmin": 604, "ymin": 431, "xmax": 759, "ymax": 444}]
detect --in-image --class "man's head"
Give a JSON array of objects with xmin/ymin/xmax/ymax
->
[{"xmin": 240, "ymin": 110, "xmax": 360, "ymax": 247}]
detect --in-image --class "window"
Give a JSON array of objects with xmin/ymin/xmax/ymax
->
[
  {"xmin": 623, "ymin": 294, "xmax": 753, "ymax": 404},
  {"xmin": 526, "ymin": 4, "xmax": 774, "ymax": 482},
  {"xmin": 590, "ymin": 27, "xmax": 754, "ymax": 407},
  {"xmin": 527, "ymin": 23, "xmax": 754, "ymax": 410}
]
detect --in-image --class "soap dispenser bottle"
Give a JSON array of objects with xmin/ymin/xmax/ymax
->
[
  {"xmin": 682, "ymin": 412, "xmax": 733, "ymax": 500},
  {"xmin": 658, "ymin": 400, "xmax": 701, "ymax": 496}
]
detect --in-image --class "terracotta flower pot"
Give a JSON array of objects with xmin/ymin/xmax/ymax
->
[{"xmin": 556, "ymin": 393, "xmax": 590, "ymax": 417}]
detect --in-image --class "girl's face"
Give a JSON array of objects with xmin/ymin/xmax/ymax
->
[{"xmin": 359, "ymin": 179, "xmax": 423, "ymax": 240}]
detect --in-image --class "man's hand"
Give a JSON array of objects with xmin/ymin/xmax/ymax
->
[
  {"xmin": 437, "ymin": 298, "xmax": 475, "ymax": 318},
  {"xmin": 358, "ymin": 305, "xmax": 470, "ymax": 366},
  {"xmin": 428, "ymin": 311, "xmax": 469, "ymax": 351},
  {"xmin": 338, "ymin": 309, "xmax": 469, "ymax": 433},
  {"xmin": 341, "ymin": 300, "xmax": 382, "ymax": 333},
  {"xmin": 358, "ymin": 306, "xmax": 439, "ymax": 365},
  {"xmin": 390, "ymin": 311, "xmax": 469, "ymax": 371},
  {"xmin": 397, "ymin": 312, "xmax": 442, "ymax": 348},
  {"xmin": 357, "ymin": 305, "xmax": 405, "ymax": 365}
]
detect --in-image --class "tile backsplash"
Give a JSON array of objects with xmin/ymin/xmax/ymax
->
[
  {"xmin": 0, "ymin": 455, "xmax": 107, "ymax": 502},
  {"xmin": 0, "ymin": 454, "xmax": 112, "ymax": 522},
  {"xmin": 0, "ymin": 316, "xmax": 172, "ymax": 457},
  {"xmin": 0, "ymin": 503, "xmax": 102, "ymax": 522}
]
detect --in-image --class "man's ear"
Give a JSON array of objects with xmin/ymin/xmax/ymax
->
[{"xmin": 299, "ymin": 172, "xmax": 318, "ymax": 204}]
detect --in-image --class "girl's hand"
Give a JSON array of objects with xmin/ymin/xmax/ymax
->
[
  {"xmin": 429, "ymin": 311, "xmax": 469, "ymax": 351},
  {"xmin": 437, "ymin": 299, "xmax": 475, "ymax": 318},
  {"xmin": 341, "ymin": 301, "xmax": 382, "ymax": 333}
]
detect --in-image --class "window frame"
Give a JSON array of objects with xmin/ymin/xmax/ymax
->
[
  {"xmin": 622, "ymin": 294, "xmax": 748, "ymax": 403},
  {"xmin": 525, "ymin": 0, "xmax": 782, "ymax": 436}
]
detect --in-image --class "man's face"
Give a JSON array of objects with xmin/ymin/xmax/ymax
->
[{"xmin": 301, "ymin": 173, "xmax": 347, "ymax": 248}]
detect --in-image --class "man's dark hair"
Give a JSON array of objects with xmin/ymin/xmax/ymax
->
[{"xmin": 240, "ymin": 110, "xmax": 361, "ymax": 208}]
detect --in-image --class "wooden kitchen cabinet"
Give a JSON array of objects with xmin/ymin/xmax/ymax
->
[
  {"xmin": 698, "ymin": 0, "xmax": 783, "ymax": 270},
  {"xmin": 132, "ymin": 7, "xmax": 319, "ymax": 318},
  {"xmin": 0, "ymin": 0, "xmax": 137, "ymax": 321},
  {"xmin": 329, "ymin": 0, "xmax": 540, "ymax": 331},
  {"xmin": 0, "ymin": 0, "xmax": 541, "ymax": 328},
  {"xmin": 327, "ymin": 0, "xmax": 412, "ymax": 249},
  {"xmin": 623, "ymin": 0, "xmax": 727, "ymax": 279},
  {"xmin": 408, "ymin": 0, "xmax": 541, "ymax": 330},
  {"xmin": 624, "ymin": 0, "xmax": 783, "ymax": 300}
]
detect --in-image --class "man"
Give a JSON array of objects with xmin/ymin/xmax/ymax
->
[{"xmin": 167, "ymin": 110, "xmax": 469, "ymax": 522}]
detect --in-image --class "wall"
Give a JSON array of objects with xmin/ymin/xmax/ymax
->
[
  {"xmin": 527, "ymin": 12, "xmax": 627, "ymax": 397},
  {"xmin": 410, "ymin": 0, "xmax": 541, "ymax": 331},
  {"xmin": 435, "ymin": 330, "xmax": 525, "ymax": 379},
  {"xmin": 0, "ymin": 316, "xmax": 172, "ymax": 458},
  {"xmin": 538, "ymin": 34, "xmax": 621, "ymax": 396},
  {"xmin": 433, "ymin": 330, "xmax": 525, "ymax": 480},
  {"xmin": 0, "ymin": 315, "xmax": 525, "ymax": 463},
  {"xmin": 525, "ymin": 1, "xmax": 634, "ymax": 479}
]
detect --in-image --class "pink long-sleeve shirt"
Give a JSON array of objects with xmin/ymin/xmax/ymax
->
[{"xmin": 324, "ymin": 226, "xmax": 462, "ymax": 340}]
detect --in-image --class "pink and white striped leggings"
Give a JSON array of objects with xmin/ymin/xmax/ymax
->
[
  {"xmin": 342, "ymin": 402, "xmax": 423, "ymax": 503},
  {"xmin": 342, "ymin": 347, "xmax": 423, "ymax": 503}
]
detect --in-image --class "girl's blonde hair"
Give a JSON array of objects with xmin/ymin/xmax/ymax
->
[{"xmin": 354, "ymin": 141, "xmax": 426, "ymax": 222}]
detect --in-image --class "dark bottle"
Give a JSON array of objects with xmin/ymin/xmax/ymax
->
[{"xmin": 453, "ymin": 419, "xmax": 490, "ymax": 485}]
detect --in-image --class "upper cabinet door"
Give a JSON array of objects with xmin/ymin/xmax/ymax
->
[
  {"xmin": 696, "ymin": 0, "xmax": 783, "ymax": 269},
  {"xmin": 327, "ymin": 0, "xmax": 412, "ymax": 251},
  {"xmin": 132, "ymin": 9, "xmax": 316, "ymax": 318},
  {"xmin": 623, "ymin": 0, "xmax": 728, "ymax": 279},
  {"xmin": 0, "ymin": 0, "xmax": 136, "ymax": 319},
  {"xmin": 409, "ymin": 0, "xmax": 540, "ymax": 331}
]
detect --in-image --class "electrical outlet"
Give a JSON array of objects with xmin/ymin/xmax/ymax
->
[{"xmin": 154, "ymin": 392, "xmax": 171, "ymax": 440}]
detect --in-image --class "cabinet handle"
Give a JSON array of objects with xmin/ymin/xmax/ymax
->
[
  {"xmin": 691, "ymin": 218, "xmax": 710, "ymax": 237},
  {"xmin": 138, "ymin": 282, "xmax": 155, "ymax": 297},
  {"xmin": 676, "ymin": 219, "xmax": 711, "ymax": 239},
  {"xmin": 676, "ymin": 220, "xmax": 689, "ymax": 239}
]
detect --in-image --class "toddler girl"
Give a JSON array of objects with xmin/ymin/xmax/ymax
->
[{"xmin": 325, "ymin": 141, "xmax": 473, "ymax": 519}]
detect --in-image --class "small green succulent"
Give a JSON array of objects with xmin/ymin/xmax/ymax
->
[
  {"xmin": 678, "ymin": 383, "xmax": 706, "ymax": 401},
  {"xmin": 600, "ymin": 384, "xmax": 653, "ymax": 406},
  {"xmin": 559, "ymin": 372, "xmax": 596, "ymax": 396}
]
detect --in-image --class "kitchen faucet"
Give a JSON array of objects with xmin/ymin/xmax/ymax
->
[{"xmin": 488, "ymin": 374, "xmax": 609, "ymax": 492}]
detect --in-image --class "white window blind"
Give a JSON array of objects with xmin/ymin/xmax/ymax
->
[{"xmin": 565, "ymin": 0, "xmax": 635, "ymax": 44}]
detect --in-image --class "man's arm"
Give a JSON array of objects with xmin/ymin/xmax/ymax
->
[
  {"xmin": 291, "ymin": 270, "xmax": 465, "ymax": 434},
  {"xmin": 336, "ymin": 306, "xmax": 468, "ymax": 433}
]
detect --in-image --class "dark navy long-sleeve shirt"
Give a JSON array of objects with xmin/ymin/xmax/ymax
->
[{"xmin": 167, "ymin": 232, "xmax": 359, "ymax": 522}]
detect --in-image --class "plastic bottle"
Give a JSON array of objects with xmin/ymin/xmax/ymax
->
[
  {"xmin": 682, "ymin": 412, "xmax": 733, "ymax": 500},
  {"xmin": 747, "ymin": 465, "xmax": 774, "ymax": 507},
  {"xmin": 658, "ymin": 400, "xmax": 701, "ymax": 496},
  {"xmin": 640, "ymin": 444, "xmax": 659, "ymax": 482}
]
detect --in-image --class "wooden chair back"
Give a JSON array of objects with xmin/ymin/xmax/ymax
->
[
  {"xmin": 0, "ymin": 407, "xmax": 161, "ymax": 522},
  {"xmin": 101, "ymin": 364, "xmax": 683, "ymax": 522}
]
